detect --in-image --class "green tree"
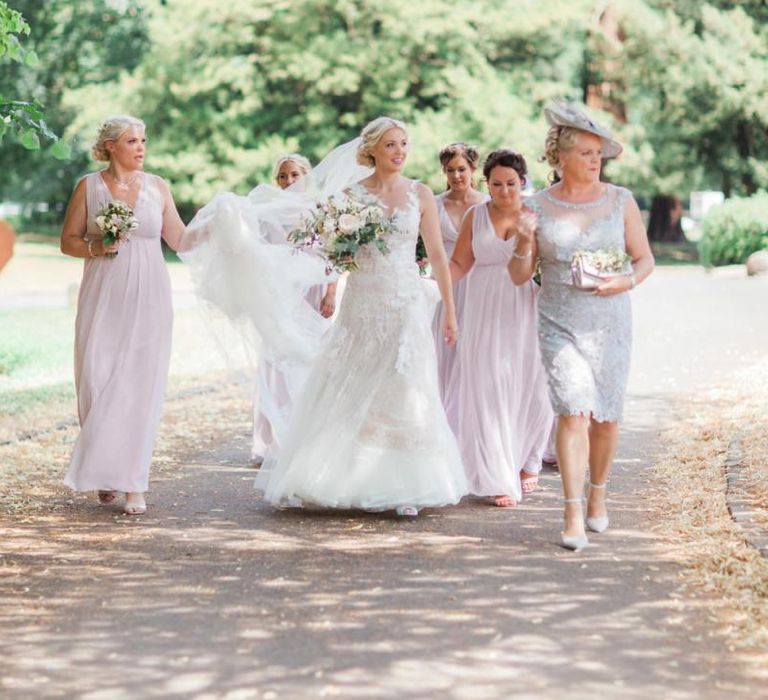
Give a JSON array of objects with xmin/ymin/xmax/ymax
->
[
  {"xmin": 599, "ymin": 0, "xmax": 768, "ymax": 197},
  {"xmin": 0, "ymin": 1, "xmax": 66, "ymax": 156},
  {"xmin": 64, "ymin": 0, "xmax": 597, "ymax": 212},
  {"xmin": 0, "ymin": 0, "xmax": 149, "ymax": 221}
]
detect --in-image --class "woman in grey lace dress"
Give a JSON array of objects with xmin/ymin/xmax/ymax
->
[{"xmin": 509, "ymin": 103, "xmax": 654, "ymax": 550}]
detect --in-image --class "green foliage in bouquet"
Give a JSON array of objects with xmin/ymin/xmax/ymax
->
[{"xmin": 698, "ymin": 192, "xmax": 768, "ymax": 267}]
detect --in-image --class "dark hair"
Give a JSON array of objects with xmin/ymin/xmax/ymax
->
[
  {"xmin": 483, "ymin": 149, "xmax": 528, "ymax": 183},
  {"xmin": 439, "ymin": 142, "xmax": 480, "ymax": 170}
]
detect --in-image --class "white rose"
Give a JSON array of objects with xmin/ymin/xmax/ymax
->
[
  {"xmin": 362, "ymin": 206, "xmax": 381, "ymax": 223},
  {"xmin": 338, "ymin": 213, "xmax": 363, "ymax": 235},
  {"xmin": 318, "ymin": 219, "xmax": 335, "ymax": 240}
]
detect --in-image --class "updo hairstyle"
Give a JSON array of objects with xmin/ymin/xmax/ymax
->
[
  {"xmin": 438, "ymin": 142, "xmax": 480, "ymax": 170},
  {"xmin": 542, "ymin": 125, "xmax": 580, "ymax": 176},
  {"xmin": 91, "ymin": 115, "xmax": 145, "ymax": 162},
  {"xmin": 356, "ymin": 116, "xmax": 408, "ymax": 167},
  {"xmin": 482, "ymin": 149, "xmax": 528, "ymax": 185}
]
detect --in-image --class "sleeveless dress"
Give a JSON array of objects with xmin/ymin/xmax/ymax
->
[
  {"xmin": 64, "ymin": 172, "xmax": 173, "ymax": 492},
  {"xmin": 457, "ymin": 203, "xmax": 553, "ymax": 500},
  {"xmin": 430, "ymin": 192, "xmax": 476, "ymax": 436},
  {"xmin": 255, "ymin": 182, "xmax": 468, "ymax": 509},
  {"xmin": 527, "ymin": 184, "xmax": 632, "ymax": 422}
]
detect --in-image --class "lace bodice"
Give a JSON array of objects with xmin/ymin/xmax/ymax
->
[
  {"xmin": 527, "ymin": 184, "xmax": 630, "ymax": 287},
  {"xmin": 527, "ymin": 183, "xmax": 633, "ymax": 423},
  {"xmin": 349, "ymin": 181, "xmax": 421, "ymax": 277}
]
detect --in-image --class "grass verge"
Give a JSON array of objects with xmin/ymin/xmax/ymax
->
[{"xmin": 652, "ymin": 356, "xmax": 768, "ymax": 659}]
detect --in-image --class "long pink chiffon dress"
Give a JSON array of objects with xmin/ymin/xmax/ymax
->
[
  {"xmin": 457, "ymin": 202, "xmax": 553, "ymax": 501},
  {"xmin": 64, "ymin": 171, "xmax": 173, "ymax": 493},
  {"xmin": 431, "ymin": 192, "xmax": 472, "ymax": 436}
]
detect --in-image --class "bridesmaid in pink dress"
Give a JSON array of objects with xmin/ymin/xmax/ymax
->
[
  {"xmin": 60, "ymin": 115, "xmax": 187, "ymax": 515},
  {"xmin": 251, "ymin": 154, "xmax": 337, "ymax": 462},
  {"xmin": 430, "ymin": 142, "xmax": 486, "ymax": 435},
  {"xmin": 449, "ymin": 150, "xmax": 553, "ymax": 506}
]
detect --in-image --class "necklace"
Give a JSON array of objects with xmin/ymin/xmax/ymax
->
[{"xmin": 107, "ymin": 170, "xmax": 139, "ymax": 191}]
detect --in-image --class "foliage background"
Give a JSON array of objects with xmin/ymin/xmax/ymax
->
[{"xmin": 1, "ymin": 0, "xmax": 767, "ymax": 220}]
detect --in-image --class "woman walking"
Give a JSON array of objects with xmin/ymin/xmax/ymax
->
[
  {"xmin": 60, "ymin": 115, "xmax": 187, "ymax": 515},
  {"xmin": 509, "ymin": 103, "xmax": 654, "ymax": 549}
]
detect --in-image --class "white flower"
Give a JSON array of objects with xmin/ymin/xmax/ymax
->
[
  {"xmin": 362, "ymin": 206, "xmax": 381, "ymax": 223},
  {"xmin": 338, "ymin": 213, "xmax": 363, "ymax": 234},
  {"xmin": 319, "ymin": 218, "xmax": 336, "ymax": 239}
]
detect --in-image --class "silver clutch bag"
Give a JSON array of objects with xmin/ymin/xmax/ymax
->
[{"xmin": 570, "ymin": 250, "xmax": 632, "ymax": 291}]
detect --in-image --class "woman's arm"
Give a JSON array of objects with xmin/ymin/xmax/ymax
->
[
  {"xmin": 156, "ymin": 176, "xmax": 188, "ymax": 252},
  {"xmin": 595, "ymin": 192, "xmax": 655, "ymax": 296},
  {"xmin": 418, "ymin": 183, "xmax": 457, "ymax": 346},
  {"xmin": 60, "ymin": 179, "xmax": 118, "ymax": 258},
  {"xmin": 449, "ymin": 210, "xmax": 475, "ymax": 284},
  {"xmin": 507, "ymin": 207, "xmax": 539, "ymax": 285}
]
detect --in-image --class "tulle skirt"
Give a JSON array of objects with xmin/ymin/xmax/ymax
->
[{"xmin": 255, "ymin": 264, "xmax": 468, "ymax": 510}]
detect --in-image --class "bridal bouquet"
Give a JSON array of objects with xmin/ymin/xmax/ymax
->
[
  {"xmin": 289, "ymin": 194, "xmax": 392, "ymax": 273},
  {"xmin": 571, "ymin": 248, "xmax": 632, "ymax": 291},
  {"xmin": 94, "ymin": 201, "xmax": 138, "ymax": 259}
]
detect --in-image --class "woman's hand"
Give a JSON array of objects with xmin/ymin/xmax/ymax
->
[
  {"xmin": 512, "ymin": 210, "xmax": 537, "ymax": 245},
  {"xmin": 594, "ymin": 274, "xmax": 634, "ymax": 296},
  {"xmin": 319, "ymin": 288, "xmax": 336, "ymax": 318},
  {"xmin": 443, "ymin": 312, "xmax": 458, "ymax": 347},
  {"xmin": 100, "ymin": 239, "xmax": 120, "ymax": 256},
  {"xmin": 507, "ymin": 207, "xmax": 539, "ymax": 285}
]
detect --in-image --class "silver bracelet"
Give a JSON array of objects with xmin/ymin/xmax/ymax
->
[
  {"xmin": 510, "ymin": 247, "xmax": 532, "ymax": 260},
  {"xmin": 86, "ymin": 239, "xmax": 95, "ymax": 258},
  {"xmin": 629, "ymin": 273, "xmax": 637, "ymax": 289}
]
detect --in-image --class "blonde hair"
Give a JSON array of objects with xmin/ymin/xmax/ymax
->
[
  {"xmin": 543, "ymin": 125, "xmax": 580, "ymax": 176},
  {"xmin": 91, "ymin": 115, "xmax": 145, "ymax": 162},
  {"xmin": 356, "ymin": 116, "xmax": 408, "ymax": 167},
  {"xmin": 272, "ymin": 153, "xmax": 312, "ymax": 182}
]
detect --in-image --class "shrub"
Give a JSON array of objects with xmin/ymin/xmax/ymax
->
[
  {"xmin": 0, "ymin": 347, "xmax": 26, "ymax": 375},
  {"xmin": 698, "ymin": 192, "xmax": 768, "ymax": 267}
]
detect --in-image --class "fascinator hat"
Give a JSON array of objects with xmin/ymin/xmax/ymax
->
[{"xmin": 544, "ymin": 101, "xmax": 623, "ymax": 159}]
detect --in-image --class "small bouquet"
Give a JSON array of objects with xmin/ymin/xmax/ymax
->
[
  {"xmin": 571, "ymin": 248, "xmax": 632, "ymax": 291},
  {"xmin": 415, "ymin": 235, "xmax": 431, "ymax": 277},
  {"xmin": 94, "ymin": 200, "xmax": 138, "ymax": 259},
  {"xmin": 289, "ymin": 194, "xmax": 392, "ymax": 273}
]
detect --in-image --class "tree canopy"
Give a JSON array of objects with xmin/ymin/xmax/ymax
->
[{"xmin": 1, "ymin": 0, "xmax": 767, "ymax": 217}]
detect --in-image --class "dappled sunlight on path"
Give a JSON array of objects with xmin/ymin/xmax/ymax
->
[{"xmin": 0, "ymin": 437, "xmax": 754, "ymax": 699}]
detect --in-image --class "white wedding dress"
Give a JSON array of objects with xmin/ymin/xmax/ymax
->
[
  {"xmin": 256, "ymin": 181, "xmax": 467, "ymax": 509},
  {"xmin": 183, "ymin": 142, "xmax": 467, "ymax": 511}
]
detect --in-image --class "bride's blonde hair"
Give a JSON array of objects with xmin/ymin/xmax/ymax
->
[
  {"xmin": 356, "ymin": 116, "xmax": 408, "ymax": 167},
  {"xmin": 92, "ymin": 115, "xmax": 145, "ymax": 162}
]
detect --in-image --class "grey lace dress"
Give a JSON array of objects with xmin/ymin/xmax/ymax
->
[{"xmin": 526, "ymin": 184, "xmax": 633, "ymax": 422}]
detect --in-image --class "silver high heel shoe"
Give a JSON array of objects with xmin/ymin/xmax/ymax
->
[
  {"xmin": 586, "ymin": 482, "xmax": 609, "ymax": 533},
  {"xmin": 561, "ymin": 498, "xmax": 589, "ymax": 551},
  {"xmin": 395, "ymin": 505, "xmax": 419, "ymax": 518}
]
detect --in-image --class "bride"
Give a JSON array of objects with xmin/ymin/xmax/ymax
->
[{"xmin": 185, "ymin": 117, "xmax": 468, "ymax": 516}]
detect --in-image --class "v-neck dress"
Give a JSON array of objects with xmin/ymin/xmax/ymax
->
[
  {"xmin": 430, "ymin": 192, "xmax": 482, "ymax": 437},
  {"xmin": 64, "ymin": 171, "xmax": 173, "ymax": 493},
  {"xmin": 456, "ymin": 203, "xmax": 553, "ymax": 500}
]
